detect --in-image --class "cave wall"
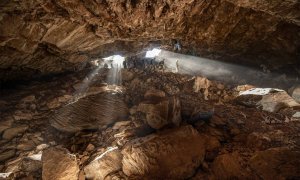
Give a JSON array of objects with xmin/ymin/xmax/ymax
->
[{"xmin": 0, "ymin": 0, "xmax": 299, "ymax": 81}]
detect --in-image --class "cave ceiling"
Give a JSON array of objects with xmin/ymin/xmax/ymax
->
[{"xmin": 0, "ymin": 0, "xmax": 299, "ymax": 82}]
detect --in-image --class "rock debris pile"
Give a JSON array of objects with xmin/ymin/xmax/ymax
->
[{"xmin": 0, "ymin": 66, "xmax": 300, "ymax": 179}]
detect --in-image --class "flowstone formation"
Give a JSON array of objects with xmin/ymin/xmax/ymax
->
[
  {"xmin": 0, "ymin": 63, "xmax": 300, "ymax": 179},
  {"xmin": 0, "ymin": 0, "xmax": 299, "ymax": 82}
]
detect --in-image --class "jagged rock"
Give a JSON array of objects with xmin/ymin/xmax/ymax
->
[
  {"xmin": 20, "ymin": 157, "xmax": 42, "ymax": 173},
  {"xmin": 137, "ymin": 89, "xmax": 181, "ymax": 129},
  {"xmin": 122, "ymin": 125, "xmax": 205, "ymax": 179},
  {"xmin": 212, "ymin": 152, "xmax": 250, "ymax": 179},
  {"xmin": 250, "ymin": 148, "xmax": 300, "ymax": 179},
  {"xmin": 13, "ymin": 111, "xmax": 33, "ymax": 121},
  {"xmin": 2, "ymin": 125, "xmax": 28, "ymax": 140},
  {"xmin": 0, "ymin": 150, "xmax": 15, "ymax": 162},
  {"xmin": 84, "ymin": 147, "xmax": 122, "ymax": 180},
  {"xmin": 42, "ymin": 147, "xmax": 79, "ymax": 180},
  {"xmin": 193, "ymin": 77, "xmax": 211, "ymax": 100},
  {"xmin": 50, "ymin": 93, "xmax": 129, "ymax": 132}
]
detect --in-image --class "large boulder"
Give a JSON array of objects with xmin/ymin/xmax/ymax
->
[
  {"xmin": 137, "ymin": 89, "xmax": 181, "ymax": 129},
  {"xmin": 84, "ymin": 147, "xmax": 123, "ymax": 179},
  {"xmin": 236, "ymin": 88, "xmax": 300, "ymax": 112},
  {"xmin": 50, "ymin": 92, "xmax": 129, "ymax": 132},
  {"xmin": 122, "ymin": 125, "xmax": 205, "ymax": 179},
  {"xmin": 250, "ymin": 148, "xmax": 300, "ymax": 179},
  {"xmin": 42, "ymin": 147, "xmax": 79, "ymax": 180},
  {"xmin": 212, "ymin": 152, "xmax": 251, "ymax": 179}
]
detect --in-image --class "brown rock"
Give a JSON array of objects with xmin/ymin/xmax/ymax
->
[
  {"xmin": 2, "ymin": 125, "xmax": 28, "ymax": 140},
  {"xmin": 122, "ymin": 125, "xmax": 205, "ymax": 179},
  {"xmin": 138, "ymin": 90, "xmax": 181, "ymax": 129},
  {"xmin": 0, "ymin": 150, "xmax": 15, "ymax": 162},
  {"xmin": 84, "ymin": 147, "xmax": 122, "ymax": 179},
  {"xmin": 42, "ymin": 147, "xmax": 79, "ymax": 180},
  {"xmin": 250, "ymin": 148, "xmax": 300, "ymax": 179},
  {"xmin": 212, "ymin": 152, "xmax": 250, "ymax": 179}
]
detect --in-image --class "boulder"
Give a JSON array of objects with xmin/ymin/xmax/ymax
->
[
  {"xmin": 212, "ymin": 152, "xmax": 250, "ymax": 179},
  {"xmin": 42, "ymin": 147, "xmax": 79, "ymax": 180},
  {"xmin": 237, "ymin": 88, "xmax": 300, "ymax": 112},
  {"xmin": 122, "ymin": 125, "xmax": 205, "ymax": 179},
  {"xmin": 84, "ymin": 147, "xmax": 122, "ymax": 179},
  {"xmin": 288, "ymin": 85, "xmax": 300, "ymax": 103},
  {"xmin": 50, "ymin": 93, "xmax": 129, "ymax": 132},
  {"xmin": 137, "ymin": 89, "xmax": 181, "ymax": 129},
  {"xmin": 250, "ymin": 148, "xmax": 300, "ymax": 179},
  {"xmin": 2, "ymin": 125, "xmax": 28, "ymax": 140}
]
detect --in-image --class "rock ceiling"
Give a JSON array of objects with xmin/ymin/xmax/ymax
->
[{"xmin": 0, "ymin": 0, "xmax": 299, "ymax": 82}]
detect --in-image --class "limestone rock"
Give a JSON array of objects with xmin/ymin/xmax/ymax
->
[
  {"xmin": 250, "ymin": 148, "xmax": 300, "ymax": 179},
  {"xmin": 193, "ymin": 77, "xmax": 211, "ymax": 100},
  {"xmin": 84, "ymin": 147, "xmax": 122, "ymax": 180},
  {"xmin": 137, "ymin": 90, "xmax": 181, "ymax": 129},
  {"xmin": 50, "ymin": 93, "xmax": 129, "ymax": 132},
  {"xmin": 2, "ymin": 125, "xmax": 28, "ymax": 140},
  {"xmin": 42, "ymin": 147, "xmax": 79, "ymax": 180},
  {"xmin": 122, "ymin": 125, "xmax": 205, "ymax": 179},
  {"xmin": 237, "ymin": 88, "xmax": 300, "ymax": 112}
]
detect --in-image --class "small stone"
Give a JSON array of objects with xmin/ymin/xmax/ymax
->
[
  {"xmin": 36, "ymin": 144, "xmax": 50, "ymax": 151},
  {"xmin": 21, "ymin": 95, "xmax": 36, "ymax": 102},
  {"xmin": 2, "ymin": 125, "xmax": 28, "ymax": 140},
  {"xmin": 112, "ymin": 121, "xmax": 131, "ymax": 130},
  {"xmin": 17, "ymin": 140, "xmax": 35, "ymax": 151},
  {"xmin": 0, "ymin": 150, "xmax": 15, "ymax": 162},
  {"xmin": 85, "ymin": 144, "xmax": 95, "ymax": 152},
  {"xmin": 13, "ymin": 111, "xmax": 33, "ymax": 120}
]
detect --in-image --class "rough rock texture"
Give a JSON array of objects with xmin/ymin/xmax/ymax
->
[
  {"xmin": 0, "ymin": 0, "xmax": 299, "ymax": 81},
  {"xmin": 122, "ymin": 125, "xmax": 205, "ymax": 179},
  {"xmin": 42, "ymin": 147, "xmax": 79, "ymax": 180},
  {"xmin": 84, "ymin": 148, "xmax": 122, "ymax": 180},
  {"xmin": 249, "ymin": 148, "xmax": 300, "ymax": 179},
  {"xmin": 137, "ymin": 89, "xmax": 181, "ymax": 129},
  {"xmin": 50, "ymin": 92, "xmax": 129, "ymax": 132}
]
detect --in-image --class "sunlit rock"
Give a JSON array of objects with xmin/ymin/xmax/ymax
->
[
  {"xmin": 122, "ymin": 125, "xmax": 205, "ymax": 179},
  {"xmin": 50, "ymin": 92, "xmax": 129, "ymax": 132},
  {"xmin": 42, "ymin": 147, "xmax": 79, "ymax": 180},
  {"xmin": 84, "ymin": 147, "xmax": 122, "ymax": 179}
]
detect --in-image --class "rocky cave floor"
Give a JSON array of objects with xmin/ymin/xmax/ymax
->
[{"xmin": 0, "ymin": 65, "xmax": 300, "ymax": 179}]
